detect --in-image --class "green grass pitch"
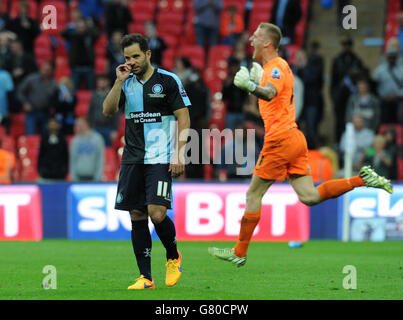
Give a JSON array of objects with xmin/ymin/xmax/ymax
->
[{"xmin": 0, "ymin": 240, "xmax": 402, "ymax": 300}]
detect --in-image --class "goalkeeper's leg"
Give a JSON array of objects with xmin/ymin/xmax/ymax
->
[{"xmin": 208, "ymin": 175, "xmax": 274, "ymax": 266}]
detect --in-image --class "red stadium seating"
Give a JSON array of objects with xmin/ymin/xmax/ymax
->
[
  {"xmin": 248, "ymin": 11, "xmax": 271, "ymax": 34},
  {"xmin": 207, "ymin": 45, "xmax": 233, "ymax": 70},
  {"xmin": 181, "ymin": 19, "xmax": 197, "ymax": 45},
  {"xmin": 0, "ymin": 0, "xmax": 8, "ymax": 14},
  {"xmin": 157, "ymin": 11, "xmax": 184, "ymax": 26},
  {"xmin": 1, "ymin": 135, "xmax": 16, "ymax": 154},
  {"xmin": 157, "ymin": 0, "xmax": 185, "ymax": 14},
  {"xmin": 128, "ymin": 0, "xmax": 156, "ymax": 17},
  {"xmin": 9, "ymin": 113, "xmax": 26, "ymax": 141},
  {"xmin": 128, "ymin": 21, "xmax": 146, "ymax": 35},
  {"xmin": 177, "ymin": 45, "xmax": 205, "ymax": 69},
  {"xmin": 17, "ymin": 135, "xmax": 41, "ymax": 182},
  {"xmin": 252, "ymin": 0, "xmax": 274, "ymax": 11},
  {"xmin": 162, "ymin": 48, "xmax": 176, "ymax": 70},
  {"xmin": 157, "ymin": 20, "xmax": 184, "ymax": 37},
  {"xmin": 75, "ymin": 90, "xmax": 93, "ymax": 117},
  {"xmin": 54, "ymin": 56, "xmax": 71, "ymax": 81},
  {"xmin": 95, "ymin": 56, "xmax": 108, "ymax": 75},
  {"xmin": 9, "ymin": 0, "xmax": 38, "ymax": 19},
  {"xmin": 95, "ymin": 34, "xmax": 107, "ymax": 58},
  {"xmin": 103, "ymin": 147, "xmax": 118, "ymax": 181},
  {"xmin": 161, "ymin": 34, "xmax": 179, "ymax": 48},
  {"xmin": 398, "ymin": 158, "xmax": 403, "ymax": 181},
  {"xmin": 34, "ymin": 33, "xmax": 53, "ymax": 65}
]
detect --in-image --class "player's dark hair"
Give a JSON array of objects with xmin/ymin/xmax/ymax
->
[{"xmin": 120, "ymin": 34, "xmax": 149, "ymax": 53}]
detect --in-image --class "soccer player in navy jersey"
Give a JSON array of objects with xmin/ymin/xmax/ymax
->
[{"xmin": 103, "ymin": 34, "xmax": 190, "ymax": 289}]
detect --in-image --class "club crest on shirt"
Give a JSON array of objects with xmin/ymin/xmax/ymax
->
[
  {"xmin": 149, "ymin": 84, "xmax": 165, "ymax": 98},
  {"xmin": 152, "ymin": 84, "xmax": 163, "ymax": 94},
  {"xmin": 271, "ymin": 68, "xmax": 281, "ymax": 79}
]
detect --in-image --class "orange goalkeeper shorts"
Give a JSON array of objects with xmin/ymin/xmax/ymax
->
[{"xmin": 253, "ymin": 128, "xmax": 311, "ymax": 181}]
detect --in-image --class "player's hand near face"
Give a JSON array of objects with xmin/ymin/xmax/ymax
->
[{"xmin": 116, "ymin": 64, "xmax": 131, "ymax": 82}]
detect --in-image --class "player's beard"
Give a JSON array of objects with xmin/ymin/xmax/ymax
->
[{"xmin": 133, "ymin": 61, "xmax": 149, "ymax": 78}]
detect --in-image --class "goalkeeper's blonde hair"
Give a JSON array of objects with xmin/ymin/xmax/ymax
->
[{"xmin": 258, "ymin": 23, "xmax": 282, "ymax": 50}]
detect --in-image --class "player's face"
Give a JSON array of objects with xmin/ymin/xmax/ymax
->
[
  {"xmin": 249, "ymin": 27, "xmax": 266, "ymax": 61},
  {"xmin": 123, "ymin": 43, "xmax": 151, "ymax": 77}
]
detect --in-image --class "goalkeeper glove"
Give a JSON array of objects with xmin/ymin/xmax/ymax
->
[
  {"xmin": 250, "ymin": 62, "xmax": 263, "ymax": 84},
  {"xmin": 234, "ymin": 66, "xmax": 257, "ymax": 93}
]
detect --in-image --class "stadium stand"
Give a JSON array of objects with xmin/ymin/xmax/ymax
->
[{"xmin": 0, "ymin": 0, "xmax": 328, "ymax": 182}]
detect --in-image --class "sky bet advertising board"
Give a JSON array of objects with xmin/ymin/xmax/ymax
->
[
  {"xmin": 68, "ymin": 183, "xmax": 310, "ymax": 241},
  {"xmin": 340, "ymin": 186, "xmax": 403, "ymax": 241}
]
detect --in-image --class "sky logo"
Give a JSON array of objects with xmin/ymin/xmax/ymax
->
[{"xmin": 347, "ymin": 186, "xmax": 403, "ymax": 218}]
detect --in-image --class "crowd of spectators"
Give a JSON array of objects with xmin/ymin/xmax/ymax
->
[{"xmin": 0, "ymin": 0, "xmax": 401, "ymax": 184}]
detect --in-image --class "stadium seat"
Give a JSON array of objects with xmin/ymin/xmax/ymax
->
[
  {"xmin": 248, "ymin": 11, "xmax": 271, "ymax": 34},
  {"xmin": 9, "ymin": 0, "xmax": 38, "ymax": 19},
  {"xmin": 18, "ymin": 135, "xmax": 40, "ymax": 156},
  {"xmin": 207, "ymin": 45, "xmax": 233, "ymax": 70},
  {"xmin": 18, "ymin": 134, "xmax": 41, "ymax": 181},
  {"xmin": 95, "ymin": 56, "xmax": 108, "ymax": 75},
  {"xmin": 156, "ymin": 20, "xmax": 184, "ymax": 37},
  {"xmin": 161, "ymin": 34, "xmax": 178, "ymax": 48},
  {"xmin": 388, "ymin": 0, "xmax": 401, "ymax": 12},
  {"xmin": 158, "ymin": 0, "xmax": 185, "ymax": 14},
  {"xmin": 157, "ymin": 11, "xmax": 184, "ymax": 26},
  {"xmin": 251, "ymin": 0, "xmax": 273, "ymax": 11},
  {"xmin": 286, "ymin": 44, "xmax": 299, "ymax": 65},
  {"xmin": 35, "ymin": 33, "xmax": 52, "ymax": 49},
  {"xmin": 9, "ymin": 113, "xmax": 26, "ymax": 141},
  {"xmin": 128, "ymin": 0, "xmax": 156, "ymax": 17},
  {"xmin": 398, "ymin": 157, "xmax": 403, "ymax": 180},
  {"xmin": 103, "ymin": 147, "xmax": 118, "ymax": 181},
  {"xmin": 75, "ymin": 90, "xmax": 93, "ymax": 117},
  {"xmin": 203, "ymin": 67, "xmax": 225, "ymax": 94},
  {"xmin": 128, "ymin": 21, "xmax": 146, "ymax": 35},
  {"xmin": 1, "ymin": 135, "xmax": 16, "ymax": 154},
  {"xmin": 131, "ymin": 11, "xmax": 155, "ymax": 26},
  {"xmin": 0, "ymin": 126, "xmax": 6, "ymax": 138},
  {"xmin": 95, "ymin": 35, "xmax": 107, "ymax": 58},
  {"xmin": 180, "ymin": 19, "xmax": 197, "ymax": 45},
  {"xmin": 177, "ymin": 45, "xmax": 205, "ymax": 69},
  {"xmin": 162, "ymin": 48, "xmax": 176, "ymax": 70},
  {"xmin": 0, "ymin": 0, "xmax": 8, "ymax": 14},
  {"xmin": 54, "ymin": 56, "xmax": 71, "ymax": 81}
]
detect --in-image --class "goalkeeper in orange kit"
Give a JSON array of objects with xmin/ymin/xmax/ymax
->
[{"xmin": 208, "ymin": 23, "xmax": 393, "ymax": 267}]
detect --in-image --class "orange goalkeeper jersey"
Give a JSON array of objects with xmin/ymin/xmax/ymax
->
[{"xmin": 259, "ymin": 56, "xmax": 297, "ymax": 140}]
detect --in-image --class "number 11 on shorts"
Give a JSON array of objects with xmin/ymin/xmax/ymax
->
[{"xmin": 157, "ymin": 181, "xmax": 168, "ymax": 197}]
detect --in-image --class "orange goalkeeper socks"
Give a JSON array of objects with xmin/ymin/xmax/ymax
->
[
  {"xmin": 234, "ymin": 210, "xmax": 261, "ymax": 258},
  {"xmin": 317, "ymin": 176, "xmax": 365, "ymax": 201}
]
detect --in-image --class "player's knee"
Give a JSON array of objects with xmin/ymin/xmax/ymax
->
[
  {"xmin": 148, "ymin": 208, "xmax": 167, "ymax": 224},
  {"xmin": 298, "ymin": 194, "xmax": 320, "ymax": 207},
  {"xmin": 130, "ymin": 210, "xmax": 147, "ymax": 222},
  {"xmin": 246, "ymin": 188, "xmax": 265, "ymax": 203}
]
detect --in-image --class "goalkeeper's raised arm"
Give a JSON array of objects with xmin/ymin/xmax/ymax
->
[{"xmin": 234, "ymin": 64, "xmax": 277, "ymax": 102}]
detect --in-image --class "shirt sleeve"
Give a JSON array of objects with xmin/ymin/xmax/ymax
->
[
  {"xmin": 118, "ymin": 89, "xmax": 126, "ymax": 110},
  {"xmin": 167, "ymin": 75, "xmax": 191, "ymax": 112},
  {"xmin": 262, "ymin": 65, "xmax": 285, "ymax": 94}
]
